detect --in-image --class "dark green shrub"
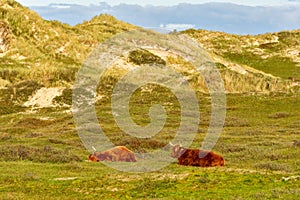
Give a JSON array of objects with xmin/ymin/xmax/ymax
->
[{"xmin": 128, "ymin": 49, "xmax": 166, "ymax": 66}]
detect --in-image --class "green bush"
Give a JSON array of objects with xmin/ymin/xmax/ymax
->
[{"xmin": 128, "ymin": 49, "xmax": 166, "ymax": 66}]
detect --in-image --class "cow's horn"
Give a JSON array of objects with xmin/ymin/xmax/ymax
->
[
  {"xmin": 169, "ymin": 142, "xmax": 174, "ymax": 146},
  {"xmin": 92, "ymin": 146, "xmax": 97, "ymax": 152}
]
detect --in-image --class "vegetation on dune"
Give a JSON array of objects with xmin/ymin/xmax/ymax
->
[
  {"xmin": 1, "ymin": 0, "xmax": 298, "ymax": 92},
  {"xmin": 0, "ymin": 0, "xmax": 136, "ymax": 113},
  {"xmin": 0, "ymin": 0, "xmax": 299, "ymax": 112},
  {"xmin": 182, "ymin": 29, "xmax": 300, "ymax": 80},
  {"xmin": 128, "ymin": 49, "xmax": 166, "ymax": 66},
  {"xmin": 0, "ymin": 0, "xmax": 135, "ymax": 87},
  {"xmin": 76, "ymin": 14, "xmax": 135, "ymax": 42},
  {"xmin": 222, "ymin": 52, "xmax": 299, "ymax": 80}
]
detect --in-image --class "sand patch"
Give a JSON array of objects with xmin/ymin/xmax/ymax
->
[
  {"xmin": 24, "ymin": 87, "xmax": 64, "ymax": 108},
  {"xmin": 53, "ymin": 177, "xmax": 78, "ymax": 181}
]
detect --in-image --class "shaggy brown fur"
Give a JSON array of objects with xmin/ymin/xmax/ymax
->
[
  {"xmin": 88, "ymin": 146, "xmax": 137, "ymax": 162},
  {"xmin": 171, "ymin": 144, "xmax": 225, "ymax": 167}
]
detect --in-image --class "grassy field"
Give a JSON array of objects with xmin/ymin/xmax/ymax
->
[{"xmin": 0, "ymin": 92, "xmax": 299, "ymax": 199}]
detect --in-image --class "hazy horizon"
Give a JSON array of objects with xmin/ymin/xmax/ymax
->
[
  {"xmin": 16, "ymin": 0, "xmax": 300, "ymax": 6},
  {"xmin": 25, "ymin": 1, "xmax": 300, "ymax": 35}
]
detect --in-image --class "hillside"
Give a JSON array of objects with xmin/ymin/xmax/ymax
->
[
  {"xmin": 0, "ymin": 0, "xmax": 135, "ymax": 113},
  {"xmin": 182, "ymin": 29, "xmax": 300, "ymax": 92},
  {"xmin": 0, "ymin": 0, "xmax": 134, "ymax": 87},
  {"xmin": 0, "ymin": 0, "xmax": 299, "ymax": 114},
  {"xmin": 183, "ymin": 29, "xmax": 300, "ymax": 78},
  {"xmin": 90, "ymin": 28, "xmax": 300, "ymax": 94}
]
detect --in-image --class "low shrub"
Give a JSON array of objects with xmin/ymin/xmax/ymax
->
[
  {"xmin": 268, "ymin": 112, "xmax": 290, "ymax": 119},
  {"xmin": 0, "ymin": 145, "xmax": 81, "ymax": 163}
]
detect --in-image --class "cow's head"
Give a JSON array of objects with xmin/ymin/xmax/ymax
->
[
  {"xmin": 88, "ymin": 154, "xmax": 99, "ymax": 162},
  {"xmin": 170, "ymin": 143, "xmax": 186, "ymax": 158}
]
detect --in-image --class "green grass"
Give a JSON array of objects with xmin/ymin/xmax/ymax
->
[
  {"xmin": 0, "ymin": 161, "xmax": 299, "ymax": 199},
  {"xmin": 223, "ymin": 52, "xmax": 300, "ymax": 79},
  {"xmin": 0, "ymin": 92, "xmax": 299, "ymax": 199}
]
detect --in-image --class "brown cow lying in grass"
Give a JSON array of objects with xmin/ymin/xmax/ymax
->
[
  {"xmin": 88, "ymin": 146, "xmax": 137, "ymax": 162},
  {"xmin": 170, "ymin": 144, "xmax": 225, "ymax": 167}
]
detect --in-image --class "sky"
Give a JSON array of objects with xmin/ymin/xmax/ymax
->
[
  {"xmin": 16, "ymin": 0, "xmax": 300, "ymax": 6},
  {"xmin": 16, "ymin": 1, "xmax": 300, "ymax": 34}
]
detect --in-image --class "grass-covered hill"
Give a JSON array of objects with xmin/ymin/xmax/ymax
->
[
  {"xmin": 0, "ymin": 0, "xmax": 299, "ymax": 93},
  {"xmin": 0, "ymin": 0, "xmax": 134, "ymax": 87},
  {"xmin": 0, "ymin": 0, "xmax": 135, "ymax": 113},
  {"xmin": 180, "ymin": 29, "xmax": 300, "ymax": 94},
  {"xmin": 0, "ymin": 0, "xmax": 299, "ymax": 112},
  {"xmin": 183, "ymin": 29, "xmax": 300, "ymax": 80}
]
